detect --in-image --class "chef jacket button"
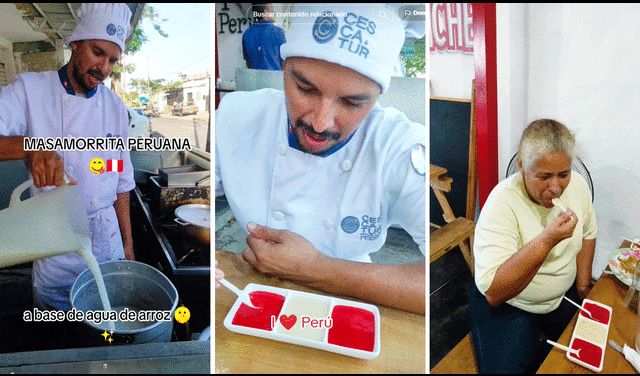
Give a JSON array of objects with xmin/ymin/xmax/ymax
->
[
  {"xmin": 62, "ymin": 94, "xmax": 69, "ymax": 100},
  {"xmin": 97, "ymin": 102, "xmax": 101, "ymax": 107},
  {"xmin": 67, "ymin": 165, "xmax": 74, "ymax": 173},
  {"xmin": 91, "ymin": 199, "xmax": 98, "ymax": 206},
  {"xmin": 278, "ymin": 144, "xmax": 287, "ymax": 156},
  {"xmin": 273, "ymin": 211, "xmax": 285, "ymax": 221},
  {"xmin": 341, "ymin": 160, "xmax": 352, "ymax": 172},
  {"xmin": 323, "ymin": 219, "xmax": 332, "ymax": 229}
]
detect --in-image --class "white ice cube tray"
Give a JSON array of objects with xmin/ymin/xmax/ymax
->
[
  {"xmin": 223, "ymin": 283, "xmax": 381, "ymax": 359},
  {"xmin": 566, "ymin": 299, "xmax": 612, "ymax": 372}
]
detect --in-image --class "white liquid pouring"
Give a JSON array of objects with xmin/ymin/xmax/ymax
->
[{"xmin": 76, "ymin": 235, "xmax": 115, "ymax": 331}]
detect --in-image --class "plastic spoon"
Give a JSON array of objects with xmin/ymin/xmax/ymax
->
[
  {"xmin": 552, "ymin": 198, "xmax": 567, "ymax": 212},
  {"xmin": 603, "ymin": 269, "xmax": 624, "ymax": 277},
  {"xmin": 218, "ymin": 279, "xmax": 257, "ymax": 309},
  {"xmin": 563, "ymin": 295, "xmax": 593, "ymax": 319},
  {"xmin": 547, "ymin": 339, "xmax": 580, "ymax": 357},
  {"xmin": 624, "ymin": 261, "xmax": 640, "ymax": 307}
]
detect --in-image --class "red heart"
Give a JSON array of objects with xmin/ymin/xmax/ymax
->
[{"xmin": 279, "ymin": 314, "xmax": 297, "ymax": 330}]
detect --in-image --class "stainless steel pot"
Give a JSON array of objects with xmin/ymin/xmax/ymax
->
[
  {"xmin": 70, "ymin": 260, "xmax": 178, "ymax": 345},
  {"xmin": 174, "ymin": 204, "xmax": 210, "ymax": 244}
]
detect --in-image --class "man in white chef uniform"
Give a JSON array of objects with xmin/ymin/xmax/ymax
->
[
  {"xmin": 216, "ymin": 4, "xmax": 425, "ymax": 314},
  {"xmin": 0, "ymin": 3, "xmax": 135, "ymax": 311}
]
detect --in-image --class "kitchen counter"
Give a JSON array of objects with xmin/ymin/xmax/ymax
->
[{"xmin": 0, "ymin": 340, "xmax": 209, "ymax": 373}]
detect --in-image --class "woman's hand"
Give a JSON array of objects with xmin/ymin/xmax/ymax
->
[{"xmin": 543, "ymin": 208, "xmax": 578, "ymax": 246}]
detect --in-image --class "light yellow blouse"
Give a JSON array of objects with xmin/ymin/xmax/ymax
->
[{"xmin": 474, "ymin": 172, "xmax": 597, "ymax": 314}]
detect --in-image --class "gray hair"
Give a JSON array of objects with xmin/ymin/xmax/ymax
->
[{"xmin": 518, "ymin": 119, "xmax": 575, "ymax": 172}]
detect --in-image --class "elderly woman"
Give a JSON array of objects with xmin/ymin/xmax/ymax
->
[{"xmin": 469, "ymin": 119, "xmax": 597, "ymax": 374}]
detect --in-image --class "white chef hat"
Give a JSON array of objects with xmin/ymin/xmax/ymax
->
[
  {"xmin": 68, "ymin": 3, "xmax": 132, "ymax": 52},
  {"xmin": 280, "ymin": 4, "xmax": 405, "ymax": 94}
]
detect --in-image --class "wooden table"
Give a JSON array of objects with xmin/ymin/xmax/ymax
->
[
  {"xmin": 215, "ymin": 250, "xmax": 426, "ymax": 374},
  {"xmin": 537, "ymin": 243, "xmax": 639, "ymax": 373}
]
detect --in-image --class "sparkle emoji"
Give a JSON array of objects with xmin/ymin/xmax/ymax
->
[
  {"xmin": 102, "ymin": 330, "xmax": 114, "ymax": 344},
  {"xmin": 175, "ymin": 306, "xmax": 191, "ymax": 324},
  {"xmin": 90, "ymin": 158, "xmax": 105, "ymax": 174}
]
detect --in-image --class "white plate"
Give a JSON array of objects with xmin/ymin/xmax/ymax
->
[
  {"xmin": 607, "ymin": 247, "xmax": 640, "ymax": 286},
  {"xmin": 223, "ymin": 283, "xmax": 381, "ymax": 359}
]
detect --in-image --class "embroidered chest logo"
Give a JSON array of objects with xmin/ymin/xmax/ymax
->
[
  {"xmin": 340, "ymin": 216, "xmax": 359, "ymax": 234},
  {"xmin": 341, "ymin": 215, "xmax": 381, "ymax": 241}
]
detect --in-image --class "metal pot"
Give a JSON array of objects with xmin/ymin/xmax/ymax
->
[
  {"xmin": 174, "ymin": 204, "xmax": 210, "ymax": 244},
  {"xmin": 70, "ymin": 260, "xmax": 178, "ymax": 346}
]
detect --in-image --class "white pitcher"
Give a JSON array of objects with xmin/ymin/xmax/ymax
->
[{"xmin": 0, "ymin": 178, "xmax": 90, "ymax": 268}]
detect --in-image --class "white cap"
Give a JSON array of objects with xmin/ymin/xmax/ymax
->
[
  {"xmin": 280, "ymin": 4, "xmax": 405, "ymax": 94},
  {"xmin": 68, "ymin": 3, "xmax": 132, "ymax": 52}
]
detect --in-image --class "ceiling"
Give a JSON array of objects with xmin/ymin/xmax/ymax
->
[{"xmin": 1, "ymin": 3, "xmax": 145, "ymax": 53}]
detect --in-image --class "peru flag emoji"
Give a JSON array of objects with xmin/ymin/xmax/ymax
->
[{"xmin": 106, "ymin": 159, "xmax": 123, "ymax": 173}]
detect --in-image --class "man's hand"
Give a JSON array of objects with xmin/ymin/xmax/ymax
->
[
  {"xmin": 242, "ymin": 222, "xmax": 425, "ymax": 314},
  {"xmin": 26, "ymin": 150, "xmax": 76, "ymax": 187},
  {"xmin": 123, "ymin": 243, "xmax": 135, "ymax": 261},
  {"xmin": 242, "ymin": 222, "xmax": 325, "ymax": 282},
  {"xmin": 215, "ymin": 259, "xmax": 224, "ymax": 288}
]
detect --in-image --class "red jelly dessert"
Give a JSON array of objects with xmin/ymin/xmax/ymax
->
[
  {"xmin": 580, "ymin": 302, "xmax": 610, "ymax": 325},
  {"xmin": 328, "ymin": 305, "xmax": 375, "ymax": 352},
  {"xmin": 569, "ymin": 338, "xmax": 603, "ymax": 369},
  {"xmin": 231, "ymin": 291, "xmax": 285, "ymax": 331}
]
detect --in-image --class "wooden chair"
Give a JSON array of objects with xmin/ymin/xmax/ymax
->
[{"xmin": 430, "ymin": 217, "xmax": 475, "ymax": 272}]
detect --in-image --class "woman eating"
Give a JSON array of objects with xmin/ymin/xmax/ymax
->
[{"xmin": 469, "ymin": 119, "xmax": 597, "ymax": 373}]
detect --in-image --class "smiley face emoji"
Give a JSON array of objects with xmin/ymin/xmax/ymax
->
[
  {"xmin": 89, "ymin": 158, "xmax": 105, "ymax": 174},
  {"xmin": 175, "ymin": 306, "xmax": 190, "ymax": 324}
]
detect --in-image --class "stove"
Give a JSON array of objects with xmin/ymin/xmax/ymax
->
[{"xmin": 130, "ymin": 182, "xmax": 210, "ymax": 335}]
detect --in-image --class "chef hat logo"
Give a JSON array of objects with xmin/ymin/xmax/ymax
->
[
  {"xmin": 312, "ymin": 13, "xmax": 339, "ymax": 44},
  {"xmin": 68, "ymin": 3, "xmax": 132, "ymax": 52},
  {"xmin": 281, "ymin": 4, "xmax": 405, "ymax": 94},
  {"xmin": 106, "ymin": 23, "xmax": 116, "ymax": 36}
]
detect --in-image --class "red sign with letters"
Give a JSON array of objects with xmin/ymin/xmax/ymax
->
[{"xmin": 430, "ymin": 3, "xmax": 474, "ymax": 53}]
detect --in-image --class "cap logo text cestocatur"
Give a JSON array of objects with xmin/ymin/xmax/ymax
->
[
  {"xmin": 312, "ymin": 12, "xmax": 377, "ymax": 59},
  {"xmin": 312, "ymin": 13, "xmax": 339, "ymax": 44}
]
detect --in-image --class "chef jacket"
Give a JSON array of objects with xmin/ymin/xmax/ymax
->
[
  {"xmin": 215, "ymin": 88, "xmax": 425, "ymax": 262},
  {"xmin": 0, "ymin": 68, "xmax": 135, "ymax": 310}
]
